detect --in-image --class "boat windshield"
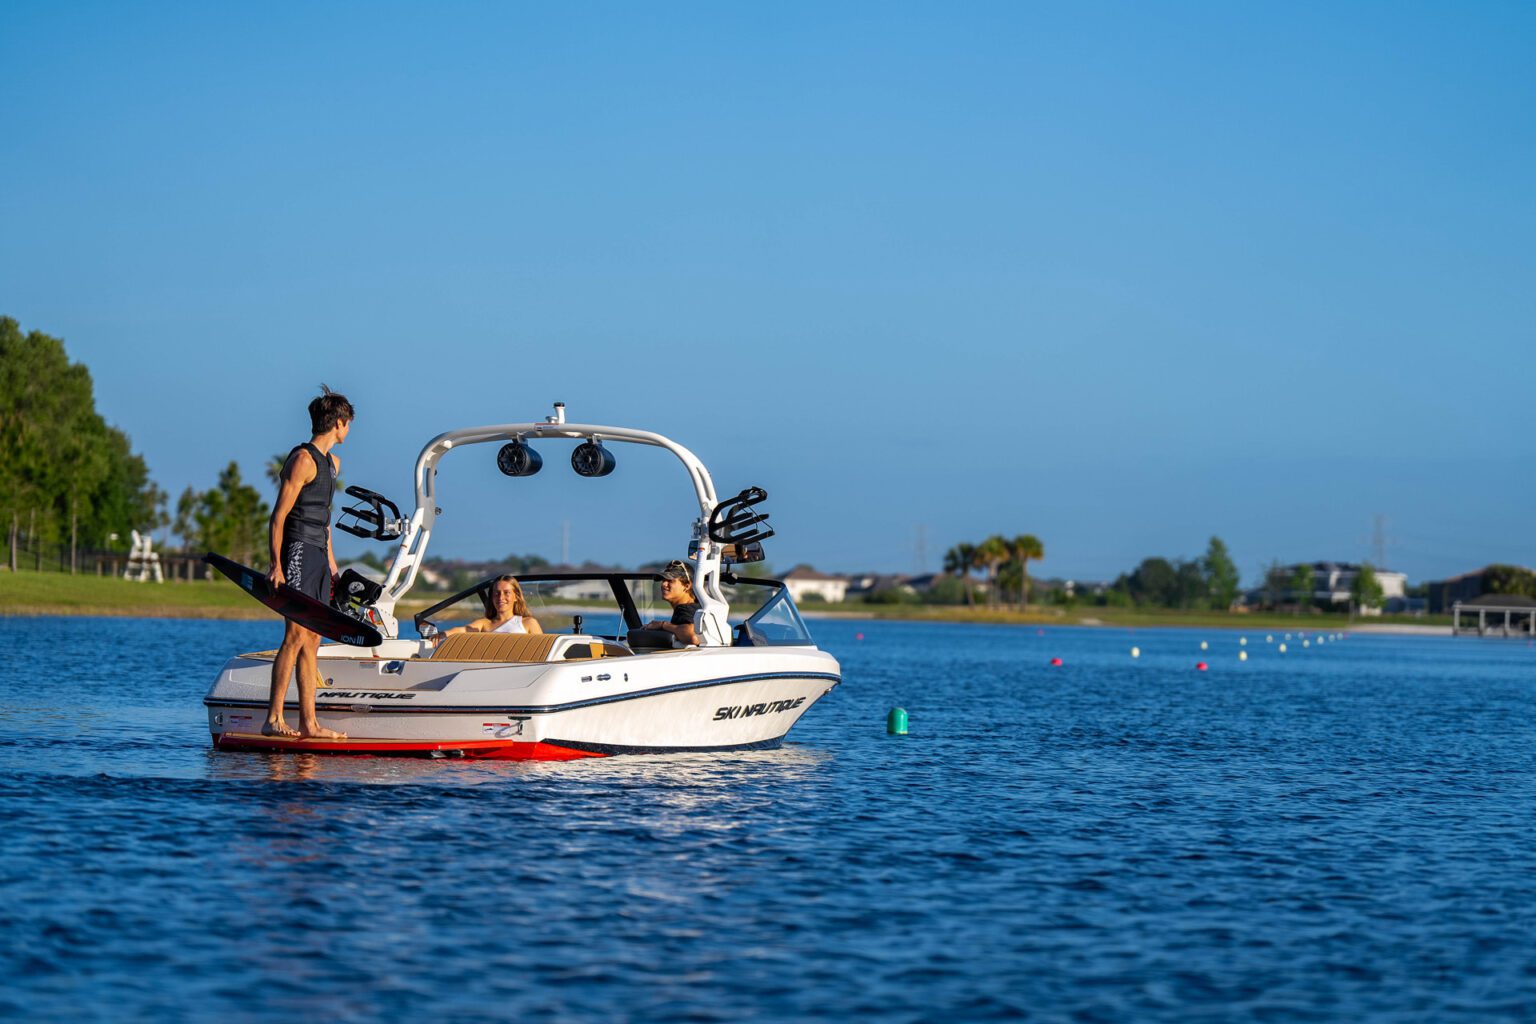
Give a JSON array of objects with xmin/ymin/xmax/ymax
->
[
  {"xmin": 736, "ymin": 583, "xmax": 815, "ymax": 645},
  {"xmin": 413, "ymin": 576, "xmax": 634, "ymax": 639},
  {"xmin": 412, "ymin": 572, "xmax": 815, "ymax": 646}
]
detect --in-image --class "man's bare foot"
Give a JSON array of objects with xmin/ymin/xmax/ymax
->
[
  {"xmin": 262, "ymin": 719, "xmax": 300, "ymax": 738},
  {"xmin": 299, "ymin": 724, "xmax": 348, "ymax": 741}
]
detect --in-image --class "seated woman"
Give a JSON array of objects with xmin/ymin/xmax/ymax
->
[
  {"xmin": 434, "ymin": 574, "xmax": 543, "ymax": 643},
  {"xmin": 641, "ymin": 560, "xmax": 699, "ymax": 646}
]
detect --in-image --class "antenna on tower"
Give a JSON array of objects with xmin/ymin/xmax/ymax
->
[{"xmin": 1371, "ymin": 515, "xmax": 1388, "ymax": 568}]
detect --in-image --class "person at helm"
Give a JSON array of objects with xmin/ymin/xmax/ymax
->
[{"xmin": 642, "ymin": 560, "xmax": 699, "ymax": 646}]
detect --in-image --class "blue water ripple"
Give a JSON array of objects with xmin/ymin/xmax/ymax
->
[{"xmin": 2, "ymin": 617, "xmax": 1536, "ymax": 1020}]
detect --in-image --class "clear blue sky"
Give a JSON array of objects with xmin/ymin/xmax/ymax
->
[{"xmin": 2, "ymin": 2, "xmax": 1532, "ymax": 584}]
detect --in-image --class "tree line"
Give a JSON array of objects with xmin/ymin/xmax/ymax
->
[
  {"xmin": 939, "ymin": 534, "xmax": 1245, "ymax": 611},
  {"xmin": 1, "ymin": 318, "xmax": 165, "ymax": 568},
  {"xmin": 934, "ymin": 534, "xmax": 1393, "ymax": 614},
  {"xmin": 1078, "ymin": 540, "xmax": 1387, "ymax": 614},
  {"xmin": 1107, "ymin": 537, "xmax": 1241, "ymax": 610},
  {"xmin": 173, "ymin": 463, "xmax": 269, "ymax": 567},
  {"xmin": 1473, "ymin": 565, "xmax": 1536, "ymax": 599},
  {"xmin": 1, "ymin": 316, "xmax": 283, "ymax": 573}
]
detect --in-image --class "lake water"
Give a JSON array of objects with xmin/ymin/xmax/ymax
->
[{"xmin": 2, "ymin": 615, "xmax": 1535, "ymax": 1021}]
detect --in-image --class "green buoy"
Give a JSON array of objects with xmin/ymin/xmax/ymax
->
[{"xmin": 887, "ymin": 707, "xmax": 908, "ymax": 735}]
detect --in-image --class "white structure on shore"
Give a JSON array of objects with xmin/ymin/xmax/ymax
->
[
  {"xmin": 123, "ymin": 530, "xmax": 163, "ymax": 583},
  {"xmin": 1299, "ymin": 561, "xmax": 1406, "ymax": 614},
  {"xmin": 781, "ymin": 565, "xmax": 850, "ymax": 604}
]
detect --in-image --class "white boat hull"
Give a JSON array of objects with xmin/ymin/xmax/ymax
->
[{"xmin": 205, "ymin": 641, "xmax": 841, "ymax": 759}]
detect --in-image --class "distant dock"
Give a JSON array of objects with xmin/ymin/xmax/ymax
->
[{"xmin": 1452, "ymin": 599, "xmax": 1536, "ymax": 638}]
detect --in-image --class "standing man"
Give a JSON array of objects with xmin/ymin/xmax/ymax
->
[{"xmin": 262, "ymin": 386, "xmax": 353, "ymax": 740}]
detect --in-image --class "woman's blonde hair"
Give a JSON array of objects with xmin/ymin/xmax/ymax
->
[{"xmin": 490, "ymin": 575, "xmax": 529, "ymax": 617}]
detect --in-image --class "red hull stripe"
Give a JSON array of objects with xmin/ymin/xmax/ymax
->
[{"xmin": 212, "ymin": 732, "xmax": 603, "ymax": 760}]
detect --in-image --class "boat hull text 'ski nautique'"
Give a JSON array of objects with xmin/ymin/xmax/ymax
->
[{"xmin": 202, "ymin": 403, "xmax": 841, "ymax": 759}]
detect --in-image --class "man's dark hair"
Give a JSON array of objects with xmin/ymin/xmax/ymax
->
[{"xmin": 309, "ymin": 384, "xmax": 354, "ymax": 435}]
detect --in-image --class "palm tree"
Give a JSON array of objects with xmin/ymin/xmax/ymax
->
[
  {"xmin": 1011, "ymin": 534, "xmax": 1044, "ymax": 611},
  {"xmin": 944, "ymin": 543, "xmax": 977, "ymax": 606},
  {"xmin": 974, "ymin": 535, "xmax": 1009, "ymax": 609},
  {"xmin": 266, "ymin": 453, "xmax": 289, "ymax": 488}
]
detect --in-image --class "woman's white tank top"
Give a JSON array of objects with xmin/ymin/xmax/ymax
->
[{"xmin": 491, "ymin": 616, "xmax": 528, "ymax": 635}]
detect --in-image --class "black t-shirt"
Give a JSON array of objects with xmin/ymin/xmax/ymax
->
[{"xmin": 670, "ymin": 602, "xmax": 700, "ymax": 626}]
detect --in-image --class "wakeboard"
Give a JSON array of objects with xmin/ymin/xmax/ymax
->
[{"xmin": 204, "ymin": 552, "xmax": 384, "ymax": 648}]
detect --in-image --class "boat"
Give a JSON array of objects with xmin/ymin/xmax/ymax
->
[{"xmin": 202, "ymin": 403, "xmax": 842, "ymax": 759}]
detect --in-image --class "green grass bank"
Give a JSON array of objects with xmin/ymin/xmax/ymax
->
[{"xmin": 0, "ymin": 570, "xmax": 271, "ymax": 619}]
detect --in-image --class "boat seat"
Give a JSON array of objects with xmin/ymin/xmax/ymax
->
[
  {"xmin": 431, "ymin": 633, "xmax": 559, "ymax": 663},
  {"xmin": 626, "ymin": 628, "xmax": 676, "ymax": 651}
]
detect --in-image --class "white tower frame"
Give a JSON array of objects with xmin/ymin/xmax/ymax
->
[{"xmin": 373, "ymin": 405, "xmax": 731, "ymax": 646}]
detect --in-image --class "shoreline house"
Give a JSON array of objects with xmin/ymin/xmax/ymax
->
[
  {"xmin": 1309, "ymin": 562, "xmax": 1406, "ymax": 613},
  {"xmin": 1249, "ymin": 561, "xmax": 1408, "ymax": 614},
  {"xmin": 844, "ymin": 572, "xmax": 920, "ymax": 601},
  {"xmin": 541, "ymin": 563, "xmax": 629, "ymax": 602},
  {"xmin": 781, "ymin": 565, "xmax": 850, "ymax": 604}
]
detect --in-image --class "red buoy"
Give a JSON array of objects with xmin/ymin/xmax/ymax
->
[
  {"xmin": 855, "ymin": 633, "xmax": 864, "ymax": 641},
  {"xmin": 1196, "ymin": 661, "xmax": 1208, "ymax": 671},
  {"xmin": 1050, "ymin": 657, "xmax": 1063, "ymax": 666}
]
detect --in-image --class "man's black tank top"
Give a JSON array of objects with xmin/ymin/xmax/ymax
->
[{"xmin": 281, "ymin": 442, "xmax": 334, "ymax": 546}]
